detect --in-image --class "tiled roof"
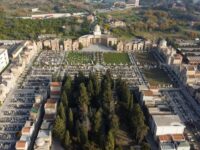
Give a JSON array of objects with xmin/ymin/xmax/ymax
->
[
  {"xmin": 16, "ymin": 141, "xmax": 26, "ymax": 148},
  {"xmin": 50, "ymin": 82, "xmax": 62, "ymax": 87}
]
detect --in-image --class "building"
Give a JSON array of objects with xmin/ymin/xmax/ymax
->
[
  {"xmin": 64, "ymin": 39, "xmax": 72, "ymax": 51},
  {"xmin": 15, "ymin": 141, "xmax": 29, "ymax": 150},
  {"xmin": 151, "ymin": 115, "xmax": 185, "ymax": 137},
  {"xmin": 140, "ymin": 90, "xmax": 154, "ymax": 105},
  {"xmin": 78, "ymin": 24, "xmax": 118, "ymax": 49},
  {"xmin": 34, "ymin": 130, "xmax": 52, "ymax": 150},
  {"xmin": 87, "ymin": 14, "xmax": 95, "ymax": 23},
  {"xmin": 0, "ymin": 48, "xmax": 9, "ymax": 73},
  {"xmin": 50, "ymin": 82, "xmax": 62, "ymax": 100},
  {"xmin": 50, "ymin": 39, "xmax": 60, "ymax": 51},
  {"xmin": 44, "ymin": 99, "xmax": 57, "ymax": 115},
  {"xmin": 43, "ymin": 40, "xmax": 51, "ymax": 49},
  {"xmin": 36, "ymin": 24, "xmax": 150, "ymax": 52},
  {"xmin": 110, "ymin": 20, "xmax": 126, "ymax": 28},
  {"xmin": 126, "ymin": 0, "xmax": 140, "ymax": 7}
]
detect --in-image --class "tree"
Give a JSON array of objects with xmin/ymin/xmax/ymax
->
[
  {"xmin": 68, "ymin": 108, "xmax": 74, "ymax": 133},
  {"xmin": 61, "ymin": 92, "xmax": 68, "ymax": 108},
  {"xmin": 131, "ymin": 104, "xmax": 148, "ymax": 143},
  {"xmin": 89, "ymin": 72, "xmax": 100, "ymax": 98},
  {"xmin": 87, "ymin": 80, "xmax": 94, "ymax": 98},
  {"xmin": 93, "ymin": 109, "xmax": 102, "ymax": 133},
  {"xmin": 64, "ymin": 76, "xmax": 72, "ymax": 96},
  {"xmin": 57, "ymin": 102, "xmax": 66, "ymax": 122},
  {"xmin": 53, "ymin": 115, "xmax": 66, "ymax": 141},
  {"xmin": 141, "ymin": 142, "xmax": 151, "ymax": 150},
  {"xmin": 79, "ymin": 125, "xmax": 88, "ymax": 146},
  {"xmin": 109, "ymin": 114, "xmax": 119, "ymax": 134},
  {"xmin": 102, "ymin": 81, "xmax": 114, "ymax": 114},
  {"xmin": 105, "ymin": 130, "xmax": 115, "ymax": 150},
  {"xmin": 63, "ymin": 130, "xmax": 71, "ymax": 149},
  {"xmin": 128, "ymin": 94, "xmax": 134, "ymax": 112},
  {"xmin": 79, "ymin": 83, "xmax": 89, "ymax": 106}
]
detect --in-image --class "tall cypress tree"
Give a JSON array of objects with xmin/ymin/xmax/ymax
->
[
  {"xmin": 53, "ymin": 115, "xmax": 66, "ymax": 141},
  {"xmin": 68, "ymin": 108, "xmax": 74, "ymax": 133},
  {"xmin": 64, "ymin": 75, "xmax": 72, "ymax": 96},
  {"xmin": 87, "ymin": 80, "xmax": 94, "ymax": 100},
  {"xmin": 63, "ymin": 130, "xmax": 71, "ymax": 149},
  {"xmin": 131, "ymin": 104, "xmax": 148, "ymax": 143},
  {"xmin": 79, "ymin": 83, "xmax": 89, "ymax": 106},
  {"xmin": 61, "ymin": 92, "xmax": 68, "ymax": 108},
  {"xmin": 57, "ymin": 102, "xmax": 66, "ymax": 122},
  {"xmin": 105, "ymin": 130, "xmax": 115, "ymax": 150}
]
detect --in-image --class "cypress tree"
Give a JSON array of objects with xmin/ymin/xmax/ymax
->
[
  {"xmin": 63, "ymin": 130, "xmax": 71, "ymax": 149},
  {"xmin": 64, "ymin": 76, "xmax": 72, "ymax": 96},
  {"xmin": 53, "ymin": 115, "xmax": 66, "ymax": 141},
  {"xmin": 79, "ymin": 83, "xmax": 89, "ymax": 106},
  {"xmin": 105, "ymin": 130, "xmax": 115, "ymax": 150},
  {"xmin": 131, "ymin": 104, "xmax": 148, "ymax": 143},
  {"xmin": 68, "ymin": 108, "xmax": 74, "ymax": 133},
  {"xmin": 61, "ymin": 92, "xmax": 68, "ymax": 108}
]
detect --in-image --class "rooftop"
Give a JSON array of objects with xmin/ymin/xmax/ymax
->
[
  {"xmin": 177, "ymin": 141, "xmax": 190, "ymax": 148},
  {"xmin": 15, "ymin": 140, "xmax": 26, "ymax": 148},
  {"xmin": 50, "ymin": 82, "xmax": 62, "ymax": 87},
  {"xmin": 143, "ymin": 90, "xmax": 154, "ymax": 96},
  {"xmin": 171, "ymin": 134, "xmax": 185, "ymax": 142},
  {"xmin": 153, "ymin": 115, "xmax": 184, "ymax": 127},
  {"xmin": 158, "ymin": 135, "xmax": 171, "ymax": 143},
  {"xmin": 22, "ymin": 127, "xmax": 31, "ymax": 134}
]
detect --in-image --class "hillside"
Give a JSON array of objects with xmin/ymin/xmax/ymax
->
[{"xmin": 0, "ymin": 0, "xmax": 89, "ymax": 16}]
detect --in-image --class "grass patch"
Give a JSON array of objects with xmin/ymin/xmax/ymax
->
[
  {"xmin": 103, "ymin": 52, "xmax": 130, "ymax": 64},
  {"xmin": 143, "ymin": 68, "xmax": 172, "ymax": 86},
  {"xmin": 66, "ymin": 52, "xmax": 93, "ymax": 64}
]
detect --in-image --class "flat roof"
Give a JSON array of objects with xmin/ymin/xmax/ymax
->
[
  {"xmin": 143, "ymin": 90, "xmax": 154, "ymax": 96},
  {"xmin": 177, "ymin": 141, "xmax": 190, "ymax": 148},
  {"xmin": 153, "ymin": 115, "xmax": 184, "ymax": 126},
  {"xmin": 158, "ymin": 135, "xmax": 171, "ymax": 143},
  {"xmin": 160, "ymin": 143, "xmax": 175, "ymax": 150},
  {"xmin": 171, "ymin": 134, "xmax": 185, "ymax": 142}
]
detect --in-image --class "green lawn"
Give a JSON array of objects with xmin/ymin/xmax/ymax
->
[
  {"xmin": 103, "ymin": 52, "xmax": 130, "ymax": 64},
  {"xmin": 143, "ymin": 68, "xmax": 172, "ymax": 86},
  {"xmin": 66, "ymin": 52, "xmax": 93, "ymax": 64}
]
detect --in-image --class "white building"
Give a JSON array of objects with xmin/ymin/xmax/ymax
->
[
  {"xmin": 93, "ymin": 24, "xmax": 102, "ymax": 36},
  {"xmin": 34, "ymin": 130, "xmax": 52, "ymax": 150},
  {"xmin": 0, "ymin": 48, "xmax": 9, "ymax": 73},
  {"xmin": 126, "ymin": 0, "xmax": 140, "ymax": 7},
  {"xmin": 151, "ymin": 115, "xmax": 185, "ymax": 137}
]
